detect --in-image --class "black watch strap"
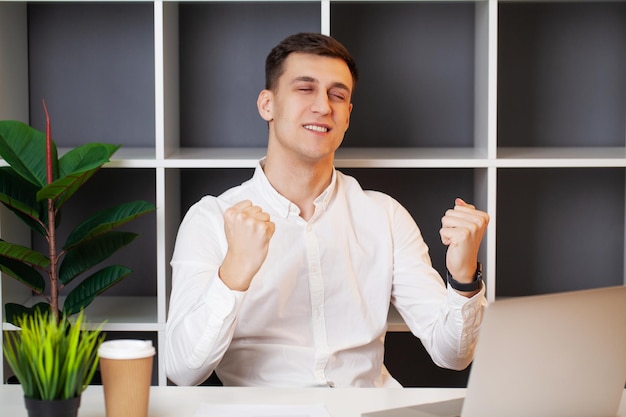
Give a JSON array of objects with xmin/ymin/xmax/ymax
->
[{"xmin": 447, "ymin": 262, "xmax": 483, "ymax": 292}]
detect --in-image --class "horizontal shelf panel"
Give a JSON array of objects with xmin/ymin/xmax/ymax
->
[
  {"xmin": 80, "ymin": 296, "xmax": 159, "ymax": 329},
  {"xmin": 107, "ymin": 147, "xmax": 157, "ymax": 167},
  {"xmin": 4, "ymin": 297, "xmax": 408, "ymax": 332},
  {"xmin": 165, "ymin": 147, "xmax": 626, "ymax": 168},
  {"xmin": 387, "ymin": 305, "xmax": 410, "ymax": 333},
  {"xmin": 166, "ymin": 147, "xmax": 490, "ymax": 168},
  {"xmin": 497, "ymin": 147, "xmax": 626, "ymax": 167},
  {"xmin": 2, "ymin": 296, "xmax": 159, "ymax": 331},
  {"xmin": 165, "ymin": 147, "xmax": 267, "ymax": 168},
  {"xmin": 3, "ymin": 321, "xmax": 163, "ymax": 332},
  {"xmin": 0, "ymin": 147, "xmax": 158, "ymax": 168},
  {"xmin": 335, "ymin": 148, "xmax": 489, "ymax": 168},
  {"xmin": 4, "ymin": 146, "xmax": 625, "ymax": 169}
]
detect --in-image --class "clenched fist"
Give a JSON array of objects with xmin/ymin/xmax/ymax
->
[
  {"xmin": 440, "ymin": 198, "xmax": 490, "ymax": 291},
  {"xmin": 219, "ymin": 200, "xmax": 275, "ymax": 291}
]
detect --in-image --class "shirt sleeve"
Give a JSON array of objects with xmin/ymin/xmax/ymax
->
[
  {"xmin": 165, "ymin": 198, "xmax": 246, "ymax": 386},
  {"xmin": 389, "ymin": 199, "xmax": 487, "ymax": 371}
]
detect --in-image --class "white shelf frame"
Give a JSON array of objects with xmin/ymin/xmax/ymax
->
[{"xmin": 1, "ymin": 0, "xmax": 625, "ymax": 386}]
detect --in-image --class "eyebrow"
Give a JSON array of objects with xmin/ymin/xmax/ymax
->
[{"xmin": 291, "ymin": 76, "xmax": 352, "ymax": 94}]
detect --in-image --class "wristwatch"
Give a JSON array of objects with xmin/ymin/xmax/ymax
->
[{"xmin": 446, "ymin": 262, "xmax": 483, "ymax": 292}]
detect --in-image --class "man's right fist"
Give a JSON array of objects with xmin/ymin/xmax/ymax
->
[{"xmin": 219, "ymin": 200, "xmax": 275, "ymax": 291}]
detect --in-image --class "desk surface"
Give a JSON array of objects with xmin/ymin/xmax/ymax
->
[{"xmin": 1, "ymin": 385, "xmax": 625, "ymax": 417}]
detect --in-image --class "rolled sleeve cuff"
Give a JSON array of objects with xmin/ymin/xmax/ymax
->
[{"xmin": 447, "ymin": 284, "xmax": 487, "ymax": 358}]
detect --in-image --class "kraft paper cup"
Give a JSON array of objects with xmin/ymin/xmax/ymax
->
[{"xmin": 98, "ymin": 339, "xmax": 155, "ymax": 417}]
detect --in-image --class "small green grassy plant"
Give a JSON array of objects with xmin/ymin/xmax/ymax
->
[{"xmin": 3, "ymin": 309, "xmax": 104, "ymax": 400}]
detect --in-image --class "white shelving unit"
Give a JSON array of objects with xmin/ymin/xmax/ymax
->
[{"xmin": 1, "ymin": 0, "xmax": 624, "ymax": 387}]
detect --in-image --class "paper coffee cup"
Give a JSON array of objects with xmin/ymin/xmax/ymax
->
[{"xmin": 99, "ymin": 340, "xmax": 155, "ymax": 417}]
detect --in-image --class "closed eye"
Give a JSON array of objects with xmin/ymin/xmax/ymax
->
[{"xmin": 329, "ymin": 91, "xmax": 347, "ymax": 102}]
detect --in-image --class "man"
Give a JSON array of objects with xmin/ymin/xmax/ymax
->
[{"xmin": 166, "ymin": 32, "xmax": 489, "ymax": 387}]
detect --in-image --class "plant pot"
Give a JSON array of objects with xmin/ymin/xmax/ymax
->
[{"xmin": 24, "ymin": 396, "xmax": 81, "ymax": 417}]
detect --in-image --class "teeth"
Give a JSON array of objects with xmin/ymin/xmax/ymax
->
[{"xmin": 304, "ymin": 125, "xmax": 328, "ymax": 133}]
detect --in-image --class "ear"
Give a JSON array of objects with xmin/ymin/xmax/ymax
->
[
  {"xmin": 345, "ymin": 102, "xmax": 353, "ymax": 132},
  {"xmin": 257, "ymin": 89, "xmax": 274, "ymax": 122}
]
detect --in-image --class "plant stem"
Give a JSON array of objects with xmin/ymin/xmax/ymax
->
[
  {"xmin": 43, "ymin": 100, "xmax": 59, "ymax": 323},
  {"xmin": 48, "ymin": 198, "xmax": 59, "ymax": 324},
  {"xmin": 43, "ymin": 100, "xmax": 54, "ymax": 184}
]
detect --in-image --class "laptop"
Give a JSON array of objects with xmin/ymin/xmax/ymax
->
[{"xmin": 364, "ymin": 285, "xmax": 626, "ymax": 417}]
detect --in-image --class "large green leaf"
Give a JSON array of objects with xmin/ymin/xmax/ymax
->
[
  {"xmin": 0, "ymin": 120, "xmax": 58, "ymax": 188},
  {"xmin": 36, "ymin": 143, "xmax": 120, "ymax": 207},
  {"xmin": 37, "ymin": 168, "xmax": 99, "ymax": 206},
  {"xmin": 0, "ymin": 255, "xmax": 45, "ymax": 293},
  {"xmin": 59, "ymin": 231, "xmax": 138, "ymax": 285},
  {"xmin": 0, "ymin": 167, "xmax": 48, "ymax": 235},
  {"xmin": 58, "ymin": 143, "xmax": 120, "ymax": 178},
  {"xmin": 62, "ymin": 265, "xmax": 132, "ymax": 316},
  {"xmin": 6, "ymin": 209, "xmax": 48, "ymax": 237},
  {"xmin": 64, "ymin": 200, "xmax": 155, "ymax": 249},
  {"xmin": 0, "ymin": 167, "xmax": 42, "ymax": 218},
  {"xmin": 0, "ymin": 240, "xmax": 49, "ymax": 269},
  {"xmin": 4, "ymin": 302, "xmax": 52, "ymax": 327}
]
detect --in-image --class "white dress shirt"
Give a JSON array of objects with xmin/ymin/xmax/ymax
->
[{"xmin": 166, "ymin": 161, "xmax": 486, "ymax": 387}]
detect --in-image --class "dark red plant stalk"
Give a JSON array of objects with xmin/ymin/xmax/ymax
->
[
  {"xmin": 42, "ymin": 99, "xmax": 59, "ymax": 323},
  {"xmin": 43, "ymin": 99, "xmax": 53, "ymax": 185}
]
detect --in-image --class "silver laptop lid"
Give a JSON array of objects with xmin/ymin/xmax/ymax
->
[
  {"xmin": 462, "ymin": 285, "xmax": 626, "ymax": 417},
  {"xmin": 362, "ymin": 286, "xmax": 626, "ymax": 417}
]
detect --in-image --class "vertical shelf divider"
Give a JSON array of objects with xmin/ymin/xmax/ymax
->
[
  {"xmin": 485, "ymin": 166, "xmax": 498, "ymax": 303},
  {"xmin": 474, "ymin": 0, "xmax": 490, "ymax": 155},
  {"xmin": 475, "ymin": 0, "xmax": 498, "ymax": 301},
  {"xmin": 155, "ymin": 0, "xmax": 176, "ymax": 385},
  {"xmin": 0, "ymin": 2, "xmax": 29, "ymax": 383},
  {"xmin": 321, "ymin": 1, "xmax": 330, "ymax": 36},
  {"xmin": 163, "ymin": 1, "xmax": 180, "ymax": 160},
  {"xmin": 153, "ymin": 1, "xmax": 167, "ymax": 386},
  {"xmin": 474, "ymin": 0, "xmax": 498, "ymax": 158},
  {"xmin": 155, "ymin": 0, "xmax": 181, "ymax": 385}
]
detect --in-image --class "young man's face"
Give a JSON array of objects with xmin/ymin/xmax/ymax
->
[{"xmin": 258, "ymin": 52, "xmax": 354, "ymax": 164}]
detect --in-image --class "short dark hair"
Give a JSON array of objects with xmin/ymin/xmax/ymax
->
[{"xmin": 265, "ymin": 32, "xmax": 359, "ymax": 91}]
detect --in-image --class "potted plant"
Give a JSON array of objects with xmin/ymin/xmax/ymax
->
[
  {"xmin": 0, "ymin": 102, "xmax": 155, "ymax": 414},
  {"xmin": 0, "ymin": 101, "xmax": 155, "ymax": 325},
  {"xmin": 3, "ymin": 309, "xmax": 104, "ymax": 417}
]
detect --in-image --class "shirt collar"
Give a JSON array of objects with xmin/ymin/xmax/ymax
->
[
  {"xmin": 253, "ymin": 158, "xmax": 337, "ymax": 220},
  {"xmin": 314, "ymin": 169, "xmax": 336, "ymax": 212}
]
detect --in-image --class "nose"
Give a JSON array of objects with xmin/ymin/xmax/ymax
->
[{"xmin": 310, "ymin": 91, "xmax": 331, "ymax": 115}]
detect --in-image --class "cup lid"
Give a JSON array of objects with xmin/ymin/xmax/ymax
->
[{"xmin": 98, "ymin": 339, "xmax": 155, "ymax": 359}]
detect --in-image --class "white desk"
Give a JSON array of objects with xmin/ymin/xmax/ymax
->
[{"xmin": 1, "ymin": 385, "xmax": 625, "ymax": 417}]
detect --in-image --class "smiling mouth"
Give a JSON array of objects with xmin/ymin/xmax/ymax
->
[{"xmin": 304, "ymin": 124, "xmax": 329, "ymax": 133}]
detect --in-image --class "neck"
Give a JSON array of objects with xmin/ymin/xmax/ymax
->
[{"xmin": 263, "ymin": 153, "xmax": 334, "ymax": 221}]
